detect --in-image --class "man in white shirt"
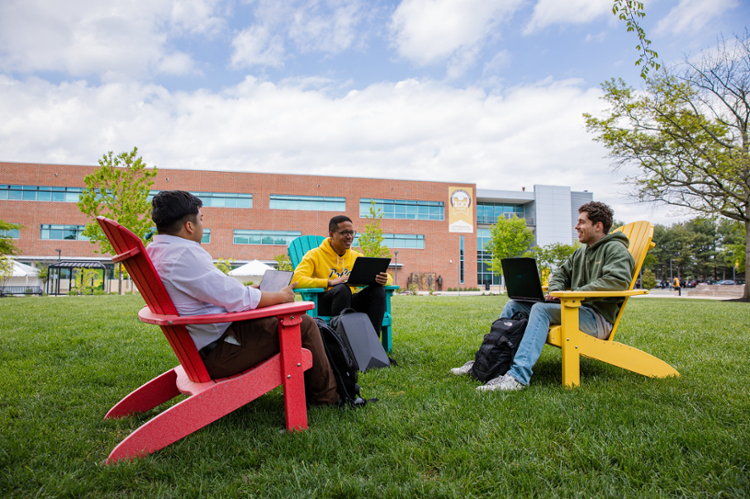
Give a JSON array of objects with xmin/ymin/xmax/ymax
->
[{"xmin": 148, "ymin": 190, "xmax": 338, "ymax": 406}]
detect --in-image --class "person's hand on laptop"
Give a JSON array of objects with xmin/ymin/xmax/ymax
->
[
  {"xmin": 257, "ymin": 282, "xmax": 297, "ymax": 307},
  {"xmin": 544, "ymin": 294, "xmax": 560, "ymax": 303},
  {"xmin": 328, "ymin": 275, "xmax": 349, "ymax": 287},
  {"xmin": 279, "ymin": 282, "xmax": 297, "ymax": 302},
  {"xmin": 375, "ymin": 272, "xmax": 388, "ymax": 286}
]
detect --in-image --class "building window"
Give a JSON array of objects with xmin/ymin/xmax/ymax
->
[
  {"xmin": 460, "ymin": 236, "xmax": 464, "ymax": 284},
  {"xmin": 149, "ymin": 191, "xmax": 252, "ymax": 208},
  {"xmin": 0, "ymin": 224, "xmax": 20, "ymax": 239},
  {"xmin": 1, "ymin": 185, "xmax": 83, "ymax": 203},
  {"xmin": 476, "ymin": 202, "xmax": 525, "ymax": 225},
  {"xmin": 360, "ymin": 198, "xmax": 444, "ymax": 221},
  {"xmin": 354, "ymin": 233, "xmax": 425, "ymax": 249},
  {"xmin": 40, "ymin": 224, "xmax": 89, "ymax": 241},
  {"xmin": 201, "ymin": 229, "xmax": 211, "ymax": 244},
  {"xmin": 233, "ymin": 230, "xmax": 301, "ymax": 245},
  {"xmin": 270, "ymin": 195, "xmax": 345, "ymax": 211},
  {"xmin": 477, "ymin": 228, "xmax": 500, "ymax": 285}
]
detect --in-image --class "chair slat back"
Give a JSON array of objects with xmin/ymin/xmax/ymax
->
[
  {"xmin": 607, "ymin": 220, "xmax": 655, "ymax": 341},
  {"xmin": 288, "ymin": 235, "xmax": 326, "ymax": 268},
  {"xmin": 97, "ymin": 217, "xmax": 211, "ymax": 382}
]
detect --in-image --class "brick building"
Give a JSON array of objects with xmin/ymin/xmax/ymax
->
[{"xmin": 0, "ymin": 161, "xmax": 592, "ymax": 290}]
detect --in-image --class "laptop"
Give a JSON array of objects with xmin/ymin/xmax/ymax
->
[
  {"xmin": 347, "ymin": 257, "xmax": 391, "ymax": 286},
  {"xmin": 259, "ymin": 269, "xmax": 293, "ymax": 292},
  {"xmin": 501, "ymin": 257, "xmax": 554, "ymax": 303}
]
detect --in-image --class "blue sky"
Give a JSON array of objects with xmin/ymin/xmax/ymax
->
[{"xmin": 0, "ymin": 0, "xmax": 747, "ymax": 224}]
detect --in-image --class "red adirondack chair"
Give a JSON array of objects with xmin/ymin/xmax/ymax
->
[{"xmin": 97, "ymin": 217, "xmax": 315, "ymax": 465}]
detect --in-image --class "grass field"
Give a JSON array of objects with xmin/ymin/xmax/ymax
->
[{"xmin": 1, "ymin": 294, "xmax": 749, "ymax": 498}]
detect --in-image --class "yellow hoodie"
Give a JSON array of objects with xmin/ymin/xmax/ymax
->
[{"xmin": 293, "ymin": 237, "xmax": 391, "ymax": 291}]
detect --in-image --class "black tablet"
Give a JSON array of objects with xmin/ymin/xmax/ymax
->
[
  {"xmin": 347, "ymin": 257, "xmax": 391, "ymax": 286},
  {"xmin": 259, "ymin": 270, "xmax": 293, "ymax": 292}
]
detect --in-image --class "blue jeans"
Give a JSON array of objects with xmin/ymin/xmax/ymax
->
[{"xmin": 501, "ymin": 300, "xmax": 600, "ymax": 386}]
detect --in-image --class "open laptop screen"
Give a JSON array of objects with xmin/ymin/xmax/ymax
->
[
  {"xmin": 347, "ymin": 257, "xmax": 391, "ymax": 286},
  {"xmin": 501, "ymin": 257, "xmax": 546, "ymax": 303},
  {"xmin": 259, "ymin": 270, "xmax": 293, "ymax": 292}
]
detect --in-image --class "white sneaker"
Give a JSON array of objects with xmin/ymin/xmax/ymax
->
[
  {"xmin": 450, "ymin": 360, "xmax": 475, "ymax": 376},
  {"xmin": 476, "ymin": 374, "xmax": 525, "ymax": 392}
]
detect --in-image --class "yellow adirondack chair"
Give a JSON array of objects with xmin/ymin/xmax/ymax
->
[{"xmin": 546, "ymin": 220, "xmax": 680, "ymax": 387}]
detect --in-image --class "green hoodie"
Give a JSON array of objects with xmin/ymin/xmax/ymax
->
[{"xmin": 548, "ymin": 231, "xmax": 635, "ymax": 324}]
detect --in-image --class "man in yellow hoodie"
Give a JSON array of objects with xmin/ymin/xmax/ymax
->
[{"xmin": 293, "ymin": 215, "xmax": 390, "ymax": 335}]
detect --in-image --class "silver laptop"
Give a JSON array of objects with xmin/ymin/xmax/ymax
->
[{"xmin": 259, "ymin": 270, "xmax": 293, "ymax": 292}]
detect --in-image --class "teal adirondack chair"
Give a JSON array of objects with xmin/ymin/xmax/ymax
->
[{"xmin": 288, "ymin": 235, "xmax": 398, "ymax": 353}]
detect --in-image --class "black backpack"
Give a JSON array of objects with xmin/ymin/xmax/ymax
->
[
  {"xmin": 314, "ymin": 317, "xmax": 367, "ymax": 407},
  {"xmin": 470, "ymin": 311, "xmax": 529, "ymax": 383}
]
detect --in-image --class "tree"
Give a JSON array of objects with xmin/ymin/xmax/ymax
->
[
  {"xmin": 0, "ymin": 219, "xmax": 22, "ymax": 255},
  {"xmin": 35, "ymin": 262, "xmax": 49, "ymax": 293},
  {"xmin": 77, "ymin": 147, "xmax": 157, "ymax": 294},
  {"xmin": 718, "ymin": 218, "xmax": 746, "ymax": 275},
  {"xmin": 526, "ymin": 241, "xmax": 581, "ymax": 276},
  {"xmin": 642, "ymin": 269, "xmax": 657, "ymax": 289},
  {"xmin": 612, "ymin": 0, "xmax": 660, "ymax": 80},
  {"xmin": 485, "ymin": 215, "xmax": 535, "ymax": 280},
  {"xmin": 273, "ymin": 254, "xmax": 293, "ymax": 271},
  {"xmin": 585, "ymin": 33, "xmax": 750, "ymax": 300},
  {"xmin": 0, "ymin": 255, "xmax": 13, "ymax": 291},
  {"xmin": 214, "ymin": 258, "xmax": 235, "ymax": 275},
  {"xmin": 357, "ymin": 201, "xmax": 391, "ymax": 258}
]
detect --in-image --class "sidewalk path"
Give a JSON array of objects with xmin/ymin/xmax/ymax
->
[{"xmin": 413, "ymin": 289, "xmax": 743, "ymax": 301}]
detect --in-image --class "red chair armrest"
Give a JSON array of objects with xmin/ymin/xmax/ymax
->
[{"xmin": 139, "ymin": 301, "xmax": 315, "ymax": 326}]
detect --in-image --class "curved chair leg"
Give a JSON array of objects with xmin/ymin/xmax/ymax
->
[
  {"xmin": 106, "ymin": 351, "xmax": 313, "ymax": 464},
  {"xmin": 577, "ymin": 333, "xmax": 680, "ymax": 378},
  {"xmin": 104, "ymin": 369, "xmax": 181, "ymax": 419}
]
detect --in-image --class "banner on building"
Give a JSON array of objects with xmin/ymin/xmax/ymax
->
[{"xmin": 448, "ymin": 187, "xmax": 473, "ymax": 233}]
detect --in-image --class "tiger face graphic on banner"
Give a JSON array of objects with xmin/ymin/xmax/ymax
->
[{"xmin": 449, "ymin": 187, "xmax": 473, "ymax": 233}]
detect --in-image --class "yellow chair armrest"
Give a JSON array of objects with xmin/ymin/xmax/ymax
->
[{"xmin": 549, "ymin": 290, "xmax": 648, "ymax": 299}]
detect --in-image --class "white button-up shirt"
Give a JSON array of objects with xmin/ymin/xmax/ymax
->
[{"xmin": 146, "ymin": 234, "xmax": 261, "ymax": 350}]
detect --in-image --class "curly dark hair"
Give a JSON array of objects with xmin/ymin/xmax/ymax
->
[
  {"xmin": 151, "ymin": 190, "xmax": 202, "ymax": 235},
  {"xmin": 578, "ymin": 201, "xmax": 614, "ymax": 233}
]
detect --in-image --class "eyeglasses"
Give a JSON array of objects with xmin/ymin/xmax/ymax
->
[{"xmin": 334, "ymin": 230, "xmax": 357, "ymax": 237}]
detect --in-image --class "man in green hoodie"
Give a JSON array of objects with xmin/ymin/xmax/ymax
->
[{"xmin": 452, "ymin": 201, "xmax": 634, "ymax": 391}]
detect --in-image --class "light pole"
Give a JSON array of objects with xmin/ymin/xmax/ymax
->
[{"xmin": 55, "ymin": 249, "xmax": 61, "ymax": 261}]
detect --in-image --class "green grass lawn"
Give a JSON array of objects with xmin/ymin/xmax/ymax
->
[{"xmin": 1, "ymin": 294, "xmax": 749, "ymax": 498}]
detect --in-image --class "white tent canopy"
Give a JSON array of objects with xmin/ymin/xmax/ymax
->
[
  {"xmin": 228, "ymin": 260, "xmax": 274, "ymax": 277},
  {"xmin": 12, "ymin": 261, "xmax": 40, "ymax": 277},
  {"xmin": 4, "ymin": 260, "xmax": 43, "ymax": 288}
]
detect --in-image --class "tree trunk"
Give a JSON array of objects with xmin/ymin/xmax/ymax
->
[
  {"xmin": 118, "ymin": 263, "xmax": 123, "ymax": 295},
  {"xmin": 744, "ymin": 220, "xmax": 750, "ymax": 301}
]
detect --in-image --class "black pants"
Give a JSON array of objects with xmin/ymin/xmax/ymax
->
[{"xmin": 318, "ymin": 283, "xmax": 386, "ymax": 336}]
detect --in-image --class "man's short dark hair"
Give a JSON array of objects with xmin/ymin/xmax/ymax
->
[
  {"xmin": 329, "ymin": 215, "xmax": 352, "ymax": 233},
  {"xmin": 579, "ymin": 201, "xmax": 614, "ymax": 233},
  {"xmin": 151, "ymin": 191, "xmax": 203, "ymax": 235}
]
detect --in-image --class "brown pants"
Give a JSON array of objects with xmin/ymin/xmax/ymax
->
[{"xmin": 201, "ymin": 314, "xmax": 339, "ymax": 406}]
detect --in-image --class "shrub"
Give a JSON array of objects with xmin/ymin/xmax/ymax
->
[{"xmin": 642, "ymin": 269, "xmax": 657, "ymax": 289}]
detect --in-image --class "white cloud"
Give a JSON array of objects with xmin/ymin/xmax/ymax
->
[
  {"xmin": 389, "ymin": 0, "xmax": 523, "ymax": 72},
  {"xmin": 0, "ymin": 72, "xmax": 664, "ymax": 222},
  {"xmin": 655, "ymin": 0, "xmax": 738, "ymax": 35},
  {"xmin": 524, "ymin": 0, "xmax": 612, "ymax": 34},
  {"xmin": 289, "ymin": 0, "xmax": 366, "ymax": 54},
  {"xmin": 230, "ymin": 0, "xmax": 368, "ymax": 68},
  {"xmin": 0, "ymin": 0, "xmax": 225, "ymax": 80},
  {"xmin": 230, "ymin": 24, "xmax": 287, "ymax": 68}
]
